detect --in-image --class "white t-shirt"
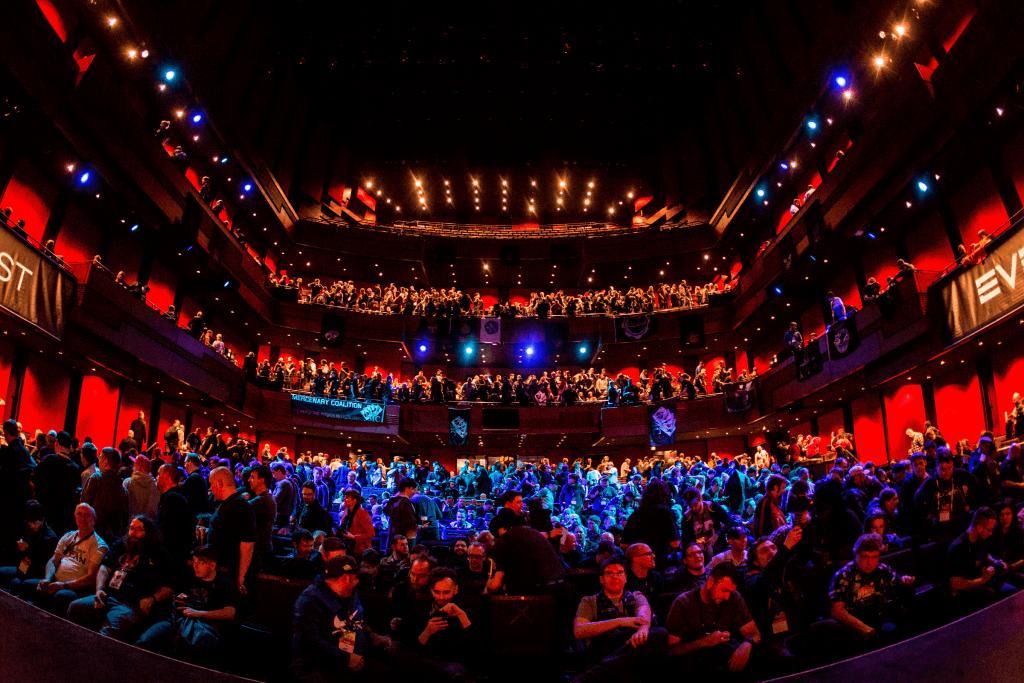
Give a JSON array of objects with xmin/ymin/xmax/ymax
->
[{"xmin": 52, "ymin": 530, "xmax": 109, "ymax": 583}]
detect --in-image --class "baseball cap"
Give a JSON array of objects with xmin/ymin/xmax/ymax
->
[{"xmin": 324, "ymin": 555, "xmax": 359, "ymax": 578}]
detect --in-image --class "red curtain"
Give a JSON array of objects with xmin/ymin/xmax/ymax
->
[
  {"xmin": 950, "ymin": 167, "xmax": 1009, "ymax": 246},
  {"xmin": 852, "ymin": 394, "xmax": 887, "ymax": 464},
  {"xmin": 933, "ymin": 369, "xmax": 987, "ymax": 444},
  {"xmin": 146, "ymin": 261, "xmax": 178, "ymax": 312},
  {"xmin": 707, "ymin": 436, "xmax": 746, "ymax": 460},
  {"xmin": 0, "ymin": 159, "xmax": 56, "ymax": 243},
  {"xmin": 884, "ymin": 384, "xmax": 926, "ymax": 462},
  {"xmin": 55, "ymin": 205, "xmax": 103, "ymax": 264},
  {"xmin": 117, "ymin": 384, "xmax": 152, "ymax": 448},
  {"xmin": 817, "ymin": 407, "xmax": 845, "ymax": 439}
]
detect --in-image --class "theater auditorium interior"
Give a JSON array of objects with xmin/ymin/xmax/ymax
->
[{"xmin": 2, "ymin": 0, "xmax": 1024, "ymax": 681}]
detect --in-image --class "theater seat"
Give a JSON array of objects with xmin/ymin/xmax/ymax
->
[{"xmin": 247, "ymin": 573, "xmax": 312, "ymax": 637}]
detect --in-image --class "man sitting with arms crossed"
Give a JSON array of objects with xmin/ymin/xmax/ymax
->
[
  {"xmin": 665, "ymin": 562, "xmax": 760, "ymax": 674},
  {"xmin": 12, "ymin": 503, "xmax": 108, "ymax": 615},
  {"xmin": 574, "ymin": 556, "xmax": 668, "ymax": 683}
]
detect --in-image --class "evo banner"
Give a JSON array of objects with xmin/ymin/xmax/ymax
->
[
  {"xmin": 448, "ymin": 407, "xmax": 471, "ymax": 447},
  {"xmin": 943, "ymin": 224, "xmax": 1024, "ymax": 339},
  {"xmin": 0, "ymin": 227, "xmax": 74, "ymax": 339},
  {"xmin": 649, "ymin": 399, "xmax": 678, "ymax": 447},
  {"xmin": 290, "ymin": 394, "xmax": 386, "ymax": 423}
]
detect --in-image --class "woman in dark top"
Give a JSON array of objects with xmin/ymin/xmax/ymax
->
[
  {"xmin": 622, "ymin": 479, "xmax": 679, "ymax": 565},
  {"xmin": 992, "ymin": 500, "xmax": 1024, "ymax": 573}
]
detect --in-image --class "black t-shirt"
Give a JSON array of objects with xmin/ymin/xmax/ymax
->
[
  {"xmin": 209, "ymin": 490, "xmax": 257, "ymax": 577},
  {"xmin": 947, "ymin": 531, "xmax": 988, "ymax": 581},
  {"xmin": 665, "ymin": 588, "xmax": 753, "ymax": 643},
  {"xmin": 491, "ymin": 526, "xmax": 566, "ymax": 593},
  {"xmin": 179, "ymin": 572, "xmax": 237, "ymax": 614},
  {"xmin": 102, "ymin": 540, "xmax": 169, "ymax": 603}
]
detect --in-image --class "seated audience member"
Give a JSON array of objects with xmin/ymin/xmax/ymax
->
[
  {"xmin": 81, "ymin": 447, "xmax": 130, "ymax": 543},
  {"xmin": 390, "ymin": 554, "xmax": 436, "ymax": 636},
  {"xmin": 292, "ymin": 555, "xmax": 394, "ymax": 680},
  {"xmin": 992, "ymin": 500, "xmax": 1024, "ymax": 574},
  {"xmin": 401, "ymin": 567, "xmax": 477, "ymax": 682},
  {"xmin": 12, "ymin": 503, "xmax": 109, "ymax": 615},
  {"xmin": 338, "ymin": 488, "xmax": 375, "ymax": 555},
  {"xmin": 680, "ymin": 486, "xmax": 727, "ymax": 560},
  {"xmin": 624, "ymin": 543, "xmax": 663, "ymax": 600},
  {"xmin": 947, "ymin": 507, "xmax": 1015, "ymax": 612},
  {"xmin": 574, "ymin": 557, "xmax": 668, "ymax": 683},
  {"xmin": 0, "ymin": 500, "xmax": 59, "ymax": 586},
  {"xmin": 664, "ymin": 542, "xmax": 708, "ymax": 593},
  {"xmin": 743, "ymin": 527, "xmax": 803, "ymax": 655},
  {"xmin": 459, "ymin": 541, "xmax": 501, "ymax": 596},
  {"xmin": 32, "ymin": 430, "xmax": 80, "ymax": 533},
  {"xmin": 708, "ymin": 526, "xmax": 749, "ymax": 572},
  {"xmin": 137, "ymin": 545, "xmax": 237, "ymax": 663},
  {"xmin": 379, "ymin": 535, "xmax": 412, "ymax": 588},
  {"xmin": 666, "ymin": 563, "xmax": 760, "ymax": 673},
  {"xmin": 821, "ymin": 533, "xmax": 915, "ymax": 653},
  {"xmin": 67, "ymin": 516, "xmax": 172, "ymax": 641},
  {"xmin": 913, "ymin": 454, "xmax": 975, "ymax": 543},
  {"xmin": 276, "ymin": 528, "xmax": 325, "ymax": 580},
  {"xmin": 296, "ymin": 482, "xmax": 335, "ymax": 535}
]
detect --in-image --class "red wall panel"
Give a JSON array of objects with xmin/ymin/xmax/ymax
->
[
  {"xmin": 76, "ymin": 374, "xmax": 120, "ymax": 446},
  {"xmin": 950, "ymin": 167, "xmax": 1009, "ymax": 246},
  {"xmin": 933, "ymin": 369, "xmax": 987, "ymax": 444},
  {"xmin": 105, "ymin": 235, "xmax": 144, "ymax": 282},
  {"xmin": 146, "ymin": 261, "xmax": 178, "ymax": 313},
  {"xmin": 1005, "ymin": 128, "xmax": 1024, "ymax": 209},
  {"xmin": 706, "ymin": 436, "xmax": 746, "ymax": 460},
  {"xmin": 817, "ymin": 407, "xmax": 845, "ymax": 440},
  {"xmin": 852, "ymin": 394, "xmax": 887, "ymax": 464},
  {"xmin": 0, "ymin": 159, "xmax": 57, "ymax": 242},
  {"xmin": 0, "ymin": 338, "xmax": 14, "ymax": 418},
  {"xmin": 905, "ymin": 211, "xmax": 955, "ymax": 278},
  {"xmin": 259, "ymin": 430, "xmax": 297, "ymax": 459},
  {"xmin": 157, "ymin": 401, "xmax": 187, "ymax": 447},
  {"xmin": 117, "ymin": 384, "xmax": 152, "ymax": 448},
  {"xmin": 55, "ymin": 205, "xmax": 103, "ymax": 264},
  {"xmin": 992, "ymin": 346, "xmax": 1024, "ymax": 428},
  {"xmin": 861, "ymin": 241, "xmax": 900, "ymax": 289},
  {"xmin": 18, "ymin": 355, "xmax": 70, "ymax": 434},
  {"xmin": 884, "ymin": 383, "xmax": 926, "ymax": 461}
]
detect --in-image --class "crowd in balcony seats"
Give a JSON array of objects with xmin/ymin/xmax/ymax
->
[
  {"xmin": 250, "ymin": 358, "xmax": 758, "ymax": 408},
  {"xmin": 267, "ymin": 273, "xmax": 732, "ymax": 319},
  {"xmin": 2, "ymin": 401, "xmax": 1023, "ymax": 679}
]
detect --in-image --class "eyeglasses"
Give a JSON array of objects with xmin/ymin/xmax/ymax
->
[{"xmin": 602, "ymin": 570, "xmax": 627, "ymax": 577}]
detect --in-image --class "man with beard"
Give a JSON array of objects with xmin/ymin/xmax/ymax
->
[
  {"xmin": 67, "ymin": 515, "xmax": 172, "ymax": 641},
  {"xmin": 295, "ymin": 482, "xmax": 335, "ymax": 535}
]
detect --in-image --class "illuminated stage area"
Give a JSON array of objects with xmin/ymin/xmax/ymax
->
[{"xmin": 2, "ymin": 1, "xmax": 1024, "ymax": 681}]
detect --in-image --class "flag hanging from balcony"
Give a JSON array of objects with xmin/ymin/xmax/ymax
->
[
  {"xmin": 448, "ymin": 407, "xmax": 471, "ymax": 447},
  {"xmin": 649, "ymin": 399, "xmax": 678, "ymax": 447},
  {"xmin": 480, "ymin": 317, "xmax": 501, "ymax": 344},
  {"xmin": 827, "ymin": 316, "xmax": 860, "ymax": 360}
]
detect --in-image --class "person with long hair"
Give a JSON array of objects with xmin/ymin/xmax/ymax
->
[{"xmin": 623, "ymin": 479, "xmax": 680, "ymax": 564}]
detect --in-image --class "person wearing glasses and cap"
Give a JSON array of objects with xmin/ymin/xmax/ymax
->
[{"xmin": 292, "ymin": 555, "xmax": 394, "ymax": 679}]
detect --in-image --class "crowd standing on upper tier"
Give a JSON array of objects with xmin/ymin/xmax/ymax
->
[{"xmin": 1, "ymin": 406, "xmax": 1024, "ymax": 680}]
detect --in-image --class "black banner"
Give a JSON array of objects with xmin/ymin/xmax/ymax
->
[
  {"xmin": 942, "ymin": 223, "xmax": 1024, "ymax": 339},
  {"xmin": 649, "ymin": 399, "xmax": 678, "ymax": 446},
  {"xmin": 617, "ymin": 313, "xmax": 655, "ymax": 342},
  {"xmin": 448, "ymin": 407, "xmax": 470, "ymax": 447},
  {"xmin": 290, "ymin": 394, "xmax": 386, "ymax": 423},
  {"xmin": 0, "ymin": 228, "xmax": 74, "ymax": 339},
  {"xmin": 725, "ymin": 381, "xmax": 756, "ymax": 413},
  {"xmin": 827, "ymin": 315, "xmax": 860, "ymax": 360}
]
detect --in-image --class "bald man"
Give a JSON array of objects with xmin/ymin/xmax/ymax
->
[{"xmin": 207, "ymin": 467, "xmax": 256, "ymax": 594}]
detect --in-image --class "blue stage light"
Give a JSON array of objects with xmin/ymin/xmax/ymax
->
[
  {"xmin": 525, "ymin": 345, "xmax": 535, "ymax": 357},
  {"xmin": 192, "ymin": 113, "xmax": 202, "ymax": 124},
  {"xmin": 419, "ymin": 344, "xmax": 427, "ymax": 353},
  {"xmin": 834, "ymin": 75, "xmax": 848, "ymax": 88},
  {"xmin": 130, "ymin": 223, "xmax": 139, "ymax": 232},
  {"xmin": 163, "ymin": 69, "xmax": 176, "ymax": 82},
  {"xmin": 917, "ymin": 180, "xmax": 930, "ymax": 193},
  {"xmin": 78, "ymin": 171, "xmax": 91, "ymax": 185},
  {"xmin": 578, "ymin": 345, "xmax": 589, "ymax": 356}
]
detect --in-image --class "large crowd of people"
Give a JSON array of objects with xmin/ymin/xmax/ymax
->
[
  {"xmin": 249, "ymin": 359, "xmax": 759, "ymax": 407},
  {"xmin": 268, "ymin": 274, "xmax": 732, "ymax": 319},
  {"xmin": 1, "ymin": 409, "xmax": 1022, "ymax": 681}
]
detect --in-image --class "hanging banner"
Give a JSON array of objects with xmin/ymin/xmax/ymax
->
[
  {"xmin": 942, "ymin": 224, "xmax": 1024, "ymax": 339},
  {"xmin": 827, "ymin": 316, "xmax": 860, "ymax": 360},
  {"xmin": 648, "ymin": 399, "xmax": 678, "ymax": 446},
  {"xmin": 617, "ymin": 313, "xmax": 655, "ymax": 341},
  {"xmin": 0, "ymin": 227, "xmax": 74, "ymax": 340},
  {"xmin": 290, "ymin": 394, "xmax": 386, "ymax": 423},
  {"xmin": 480, "ymin": 317, "xmax": 501, "ymax": 344},
  {"xmin": 448, "ymin": 407, "xmax": 471, "ymax": 447},
  {"xmin": 725, "ymin": 381, "xmax": 756, "ymax": 413}
]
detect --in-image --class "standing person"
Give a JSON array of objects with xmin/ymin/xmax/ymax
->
[
  {"xmin": 207, "ymin": 467, "xmax": 256, "ymax": 596},
  {"xmin": 622, "ymin": 480, "xmax": 680, "ymax": 565},
  {"xmin": 181, "ymin": 454, "xmax": 210, "ymax": 515},
  {"xmin": 271, "ymin": 462, "xmax": 297, "ymax": 528},
  {"xmin": 82, "ymin": 448, "xmax": 130, "ymax": 543},
  {"xmin": 0, "ymin": 419, "xmax": 34, "ymax": 564},
  {"xmin": 32, "ymin": 430, "xmax": 81, "ymax": 533},
  {"xmin": 339, "ymin": 488, "xmax": 375, "ymax": 555},
  {"xmin": 385, "ymin": 478, "xmax": 420, "ymax": 545},
  {"xmin": 130, "ymin": 411, "xmax": 148, "ymax": 450},
  {"xmin": 247, "ymin": 465, "xmax": 277, "ymax": 568},
  {"xmin": 155, "ymin": 464, "xmax": 194, "ymax": 571},
  {"xmin": 124, "ymin": 455, "xmax": 160, "ymax": 520}
]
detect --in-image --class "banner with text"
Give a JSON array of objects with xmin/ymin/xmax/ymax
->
[
  {"xmin": 448, "ymin": 407, "xmax": 471, "ymax": 447},
  {"xmin": 0, "ymin": 227, "xmax": 74, "ymax": 339},
  {"xmin": 649, "ymin": 399, "xmax": 678, "ymax": 446},
  {"xmin": 943, "ymin": 223, "xmax": 1024, "ymax": 339},
  {"xmin": 290, "ymin": 394, "xmax": 386, "ymax": 423}
]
